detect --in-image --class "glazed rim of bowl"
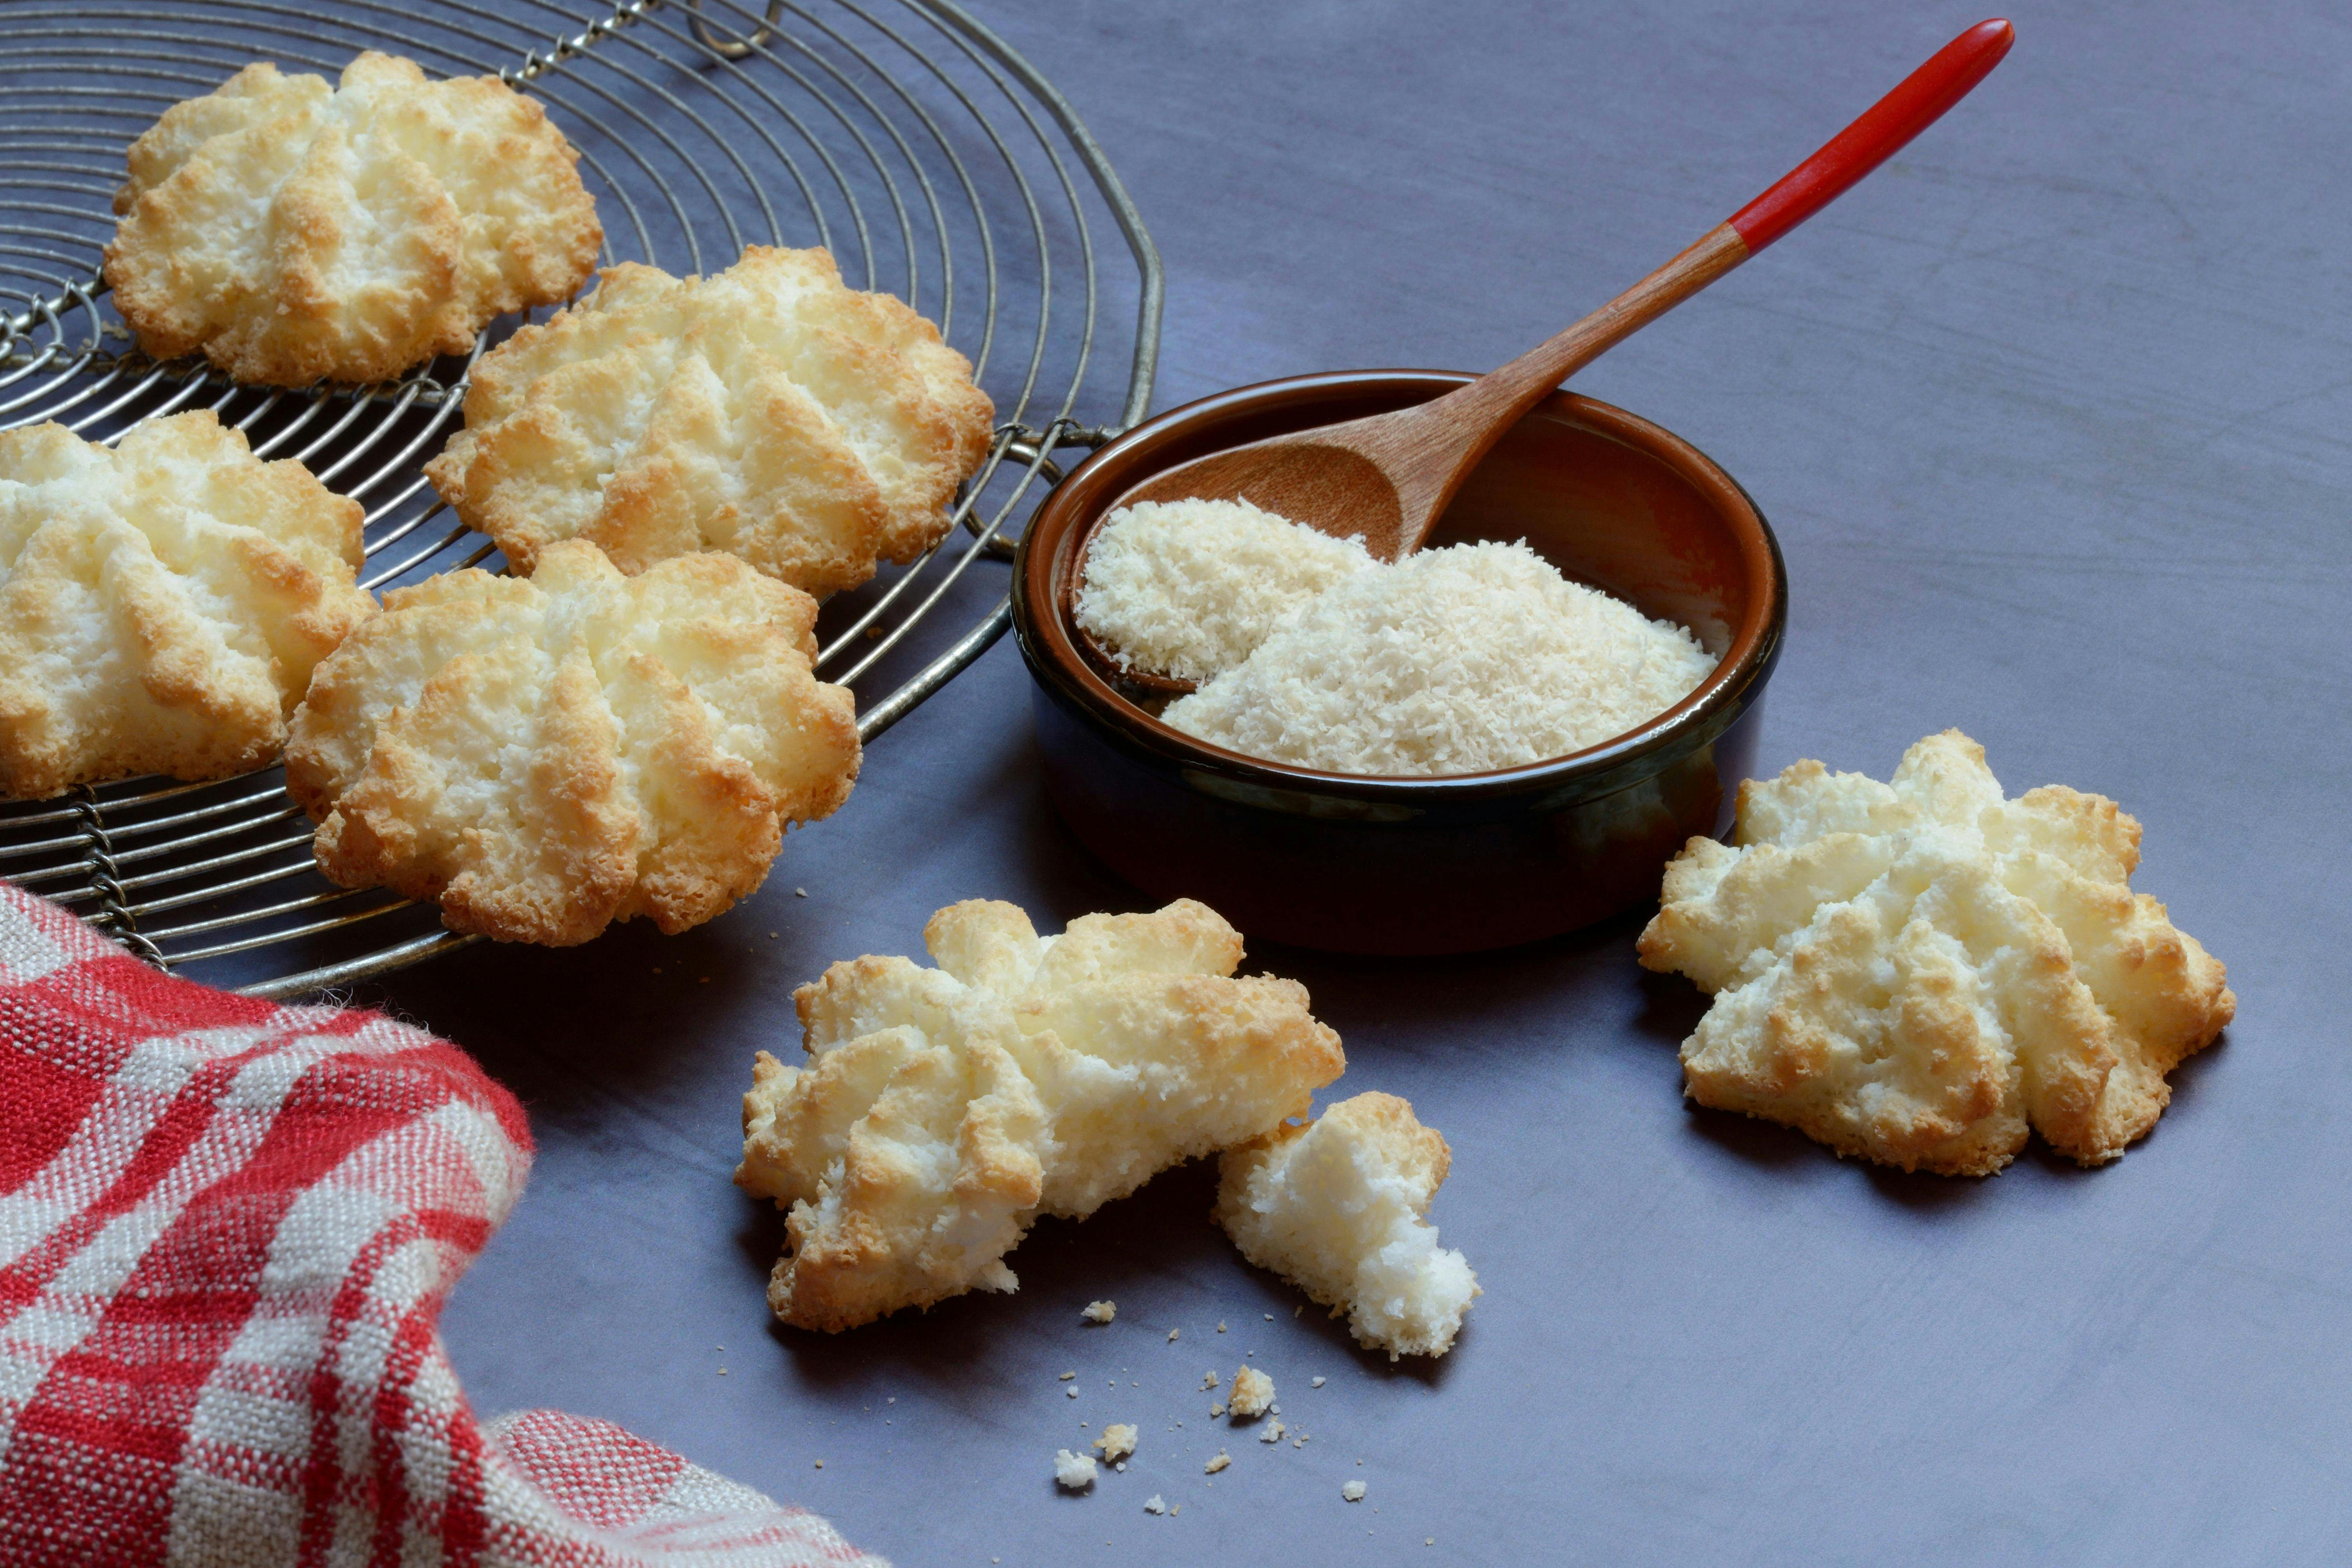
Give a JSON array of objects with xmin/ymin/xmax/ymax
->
[{"xmin": 1013, "ymin": 370, "xmax": 1788, "ymax": 809}]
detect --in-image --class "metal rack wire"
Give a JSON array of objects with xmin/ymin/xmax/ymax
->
[{"xmin": 0, "ymin": 0, "xmax": 1161, "ymax": 998}]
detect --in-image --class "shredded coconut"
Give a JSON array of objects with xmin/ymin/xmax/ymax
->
[
  {"xmin": 1164, "ymin": 539, "xmax": 1714, "ymax": 776},
  {"xmin": 1074, "ymin": 498, "xmax": 1374, "ymax": 682}
]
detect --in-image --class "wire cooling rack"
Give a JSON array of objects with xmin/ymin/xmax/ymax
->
[{"xmin": 0, "ymin": 0, "xmax": 1161, "ymax": 998}]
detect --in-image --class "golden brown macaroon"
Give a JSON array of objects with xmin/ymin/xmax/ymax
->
[
  {"xmin": 105, "ymin": 52, "xmax": 601, "ymax": 386},
  {"xmin": 736, "ymin": 898, "xmax": 1346, "ymax": 1332},
  {"xmin": 284, "ymin": 539, "xmax": 857, "ymax": 945},
  {"xmin": 0, "ymin": 412, "xmax": 372, "ymax": 799},
  {"xmin": 426, "ymin": 245, "xmax": 995, "ymax": 596},
  {"xmin": 1638, "ymin": 730, "xmax": 2236, "ymax": 1175}
]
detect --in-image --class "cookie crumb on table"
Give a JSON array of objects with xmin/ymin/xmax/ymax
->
[
  {"xmin": 1227, "ymin": 1366, "xmax": 1274, "ymax": 1419},
  {"xmin": 1343, "ymin": 1481, "xmax": 1367, "ymax": 1502},
  {"xmin": 1204, "ymin": 1451, "xmax": 1230, "ymax": 1475},
  {"xmin": 1082, "ymin": 1299, "xmax": 1116, "ymax": 1324},
  {"xmin": 1054, "ymin": 1449, "xmax": 1097, "ymax": 1490}
]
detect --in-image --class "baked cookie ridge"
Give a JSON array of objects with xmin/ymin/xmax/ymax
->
[
  {"xmin": 1638, "ymin": 730, "xmax": 2233, "ymax": 1174},
  {"xmin": 285, "ymin": 540, "xmax": 857, "ymax": 945},
  {"xmin": 427, "ymin": 245, "xmax": 993, "ymax": 596},
  {"xmin": 104, "ymin": 51, "xmax": 600, "ymax": 386}
]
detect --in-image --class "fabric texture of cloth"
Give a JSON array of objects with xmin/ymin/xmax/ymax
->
[{"xmin": 0, "ymin": 884, "xmax": 882, "ymax": 1567}]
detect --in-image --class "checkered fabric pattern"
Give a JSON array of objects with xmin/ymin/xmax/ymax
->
[{"xmin": 0, "ymin": 885, "xmax": 885, "ymax": 1568}]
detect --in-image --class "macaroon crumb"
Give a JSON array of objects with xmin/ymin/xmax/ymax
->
[
  {"xmin": 1054, "ymin": 1450, "xmax": 1098, "ymax": 1490},
  {"xmin": 1204, "ymin": 1451, "xmax": 1231, "ymax": 1475},
  {"xmin": 1167, "ymin": 1328, "xmax": 1180, "ymax": 1342},
  {"xmin": 1343, "ymin": 1481, "xmax": 1367, "ymax": 1503},
  {"xmin": 1083, "ymin": 1300, "xmax": 1116, "ymax": 1324},
  {"xmin": 1260, "ymin": 1419, "xmax": 1286, "ymax": 1445},
  {"xmin": 1094, "ymin": 1423, "xmax": 1138, "ymax": 1463},
  {"xmin": 1228, "ymin": 1366, "xmax": 1275, "ymax": 1419},
  {"xmin": 1144, "ymin": 1495, "xmax": 1167, "ymax": 1516},
  {"xmin": 1312, "ymin": 1376, "xmax": 1327, "ymax": 1388}
]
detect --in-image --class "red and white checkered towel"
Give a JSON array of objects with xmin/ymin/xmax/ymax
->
[{"xmin": 0, "ymin": 885, "xmax": 884, "ymax": 1568}]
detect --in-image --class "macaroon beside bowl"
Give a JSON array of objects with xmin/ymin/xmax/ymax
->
[{"xmin": 1011, "ymin": 370, "xmax": 1786, "ymax": 956}]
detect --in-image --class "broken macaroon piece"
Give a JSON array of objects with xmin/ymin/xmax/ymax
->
[
  {"xmin": 1216, "ymin": 1092, "xmax": 1479, "ymax": 1360},
  {"xmin": 736, "ymin": 897, "xmax": 1345, "ymax": 1331}
]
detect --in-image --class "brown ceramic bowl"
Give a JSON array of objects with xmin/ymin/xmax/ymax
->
[{"xmin": 1011, "ymin": 370, "xmax": 1786, "ymax": 955}]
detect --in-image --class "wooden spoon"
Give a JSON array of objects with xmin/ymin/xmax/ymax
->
[{"xmin": 1080, "ymin": 18, "xmax": 2014, "ymax": 694}]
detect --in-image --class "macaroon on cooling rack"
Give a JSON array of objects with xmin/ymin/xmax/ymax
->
[{"xmin": 0, "ymin": 0, "xmax": 1161, "ymax": 996}]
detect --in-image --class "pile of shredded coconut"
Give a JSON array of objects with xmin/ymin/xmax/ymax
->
[
  {"xmin": 1163, "ymin": 539, "xmax": 1715, "ymax": 776},
  {"xmin": 1073, "ymin": 498, "xmax": 1374, "ymax": 682}
]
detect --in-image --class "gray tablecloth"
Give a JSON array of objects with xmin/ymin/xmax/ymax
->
[{"xmin": 404, "ymin": 3, "xmax": 2351, "ymax": 1561}]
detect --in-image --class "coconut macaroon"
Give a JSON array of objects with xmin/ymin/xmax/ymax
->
[
  {"xmin": 1163, "ymin": 539, "xmax": 1714, "ymax": 775},
  {"xmin": 1216, "ymin": 1093, "xmax": 1479, "ymax": 1360},
  {"xmin": 426, "ymin": 246, "xmax": 995, "ymax": 597},
  {"xmin": 736, "ymin": 897, "xmax": 1346, "ymax": 1332},
  {"xmin": 105, "ymin": 53, "xmax": 601, "ymax": 386},
  {"xmin": 285, "ymin": 540, "xmax": 857, "ymax": 946},
  {"xmin": 1073, "ymin": 498, "xmax": 1375, "ymax": 684},
  {"xmin": 1638, "ymin": 730, "xmax": 2236, "ymax": 1175},
  {"xmin": 0, "ymin": 414, "xmax": 373, "ymax": 799}
]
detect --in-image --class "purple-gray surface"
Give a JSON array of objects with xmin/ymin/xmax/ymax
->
[{"xmin": 399, "ymin": 3, "xmax": 2351, "ymax": 1563}]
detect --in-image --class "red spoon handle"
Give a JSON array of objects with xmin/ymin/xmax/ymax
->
[{"xmin": 1728, "ymin": 18, "xmax": 2014, "ymax": 252}]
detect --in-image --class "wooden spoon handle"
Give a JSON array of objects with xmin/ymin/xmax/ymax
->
[{"xmin": 1392, "ymin": 20, "xmax": 2014, "ymax": 543}]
